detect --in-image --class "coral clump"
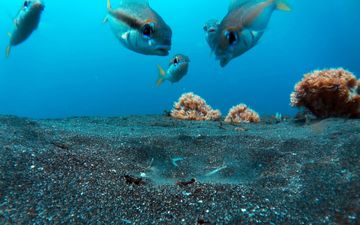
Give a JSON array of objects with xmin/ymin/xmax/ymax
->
[
  {"xmin": 225, "ymin": 104, "xmax": 260, "ymax": 123},
  {"xmin": 291, "ymin": 68, "xmax": 360, "ymax": 118},
  {"xmin": 171, "ymin": 92, "xmax": 221, "ymax": 121}
]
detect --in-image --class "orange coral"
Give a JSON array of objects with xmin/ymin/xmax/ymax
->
[
  {"xmin": 171, "ymin": 92, "xmax": 221, "ymax": 121},
  {"xmin": 225, "ymin": 104, "xmax": 260, "ymax": 123},
  {"xmin": 291, "ymin": 68, "xmax": 360, "ymax": 118}
]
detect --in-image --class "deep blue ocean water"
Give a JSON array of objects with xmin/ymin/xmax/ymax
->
[{"xmin": 0, "ymin": 0, "xmax": 359, "ymax": 119}]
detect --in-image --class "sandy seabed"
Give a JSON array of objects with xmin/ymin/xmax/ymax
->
[{"xmin": 0, "ymin": 115, "xmax": 359, "ymax": 224}]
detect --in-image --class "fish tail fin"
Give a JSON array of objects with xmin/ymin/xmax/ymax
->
[
  {"xmin": 107, "ymin": 0, "xmax": 112, "ymax": 10},
  {"xmin": 274, "ymin": 0, "xmax": 291, "ymax": 11},
  {"xmin": 6, "ymin": 46, "xmax": 11, "ymax": 58},
  {"xmin": 156, "ymin": 65, "xmax": 166, "ymax": 87}
]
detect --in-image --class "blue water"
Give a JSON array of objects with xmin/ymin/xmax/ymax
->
[{"xmin": 0, "ymin": 0, "xmax": 359, "ymax": 118}]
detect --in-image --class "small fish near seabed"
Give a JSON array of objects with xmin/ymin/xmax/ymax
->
[
  {"xmin": 213, "ymin": 0, "xmax": 291, "ymax": 67},
  {"xmin": 203, "ymin": 19, "xmax": 220, "ymax": 51},
  {"xmin": 6, "ymin": 0, "xmax": 45, "ymax": 57},
  {"xmin": 104, "ymin": 0, "xmax": 172, "ymax": 56},
  {"xmin": 156, "ymin": 54, "xmax": 190, "ymax": 86}
]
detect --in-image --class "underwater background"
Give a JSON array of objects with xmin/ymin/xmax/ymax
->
[{"xmin": 0, "ymin": 0, "xmax": 359, "ymax": 119}]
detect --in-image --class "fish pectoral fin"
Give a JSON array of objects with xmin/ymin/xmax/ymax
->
[
  {"xmin": 121, "ymin": 31, "xmax": 130, "ymax": 41},
  {"xmin": 250, "ymin": 30, "xmax": 265, "ymax": 39},
  {"xmin": 7, "ymin": 32, "xmax": 11, "ymax": 37},
  {"xmin": 251, "ymin": 30, "xmax": 259, "ymax": 37},
  {"xmin": 250, "ymin": 30, "xmax": 260, "ymax": 45},
  {"xmin": 6, "ymin": 46, "xmax": 11, "ymax": 58}
]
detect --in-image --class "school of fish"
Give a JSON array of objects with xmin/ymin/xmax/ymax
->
[{"xmin": 5, "ymin": 0, "xmax": 291, "ymax": 83}]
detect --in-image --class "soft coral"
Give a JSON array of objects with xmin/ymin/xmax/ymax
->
[
  {"xmin": 171, "ymin": 92, "xmax": 221, "ymax": 121},
  {"xmin": 291, "ymin": 68, "xmax": 360, "ymax": 118}
]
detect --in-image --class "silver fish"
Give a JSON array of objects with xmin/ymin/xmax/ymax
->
[
  {"xmin": 203, "ymin": 19, "xmax": 220, "ymax": 51},
  {"xmin": 156, "ymin": 54, "xmax": 190, "ymax": 86},
  {"xmin": 6, "ymin": 0, "xmax": 45, "ymax": 57},
  {"xmin": 213, "ymin": 0, "xmax": 290, "ymax": 67},
  {"xmin": 105, "ymin": 0, "xmax": 172, "ymax": 56}
]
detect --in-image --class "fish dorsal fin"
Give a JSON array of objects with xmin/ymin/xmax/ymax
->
[
  {"xmin": 119, "ymin": 0, "xmax": 149, "ymax": 7},
  {"xmin": 229, "ymin": 0, "xmax": 251, "ymax": 11}
]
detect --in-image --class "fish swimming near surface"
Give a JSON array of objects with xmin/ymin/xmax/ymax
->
[
  {"xmin": 6, "ymin": 0, "xmax": 45, "ymax": 57},
  {"xmin": 104, "ymin": 0, "xmax": 172, "ymax": 56},
  {"xmin": 203, "ymin": 19, "xmax": 220, "ymax": 51},
  {"xmin": 213, "ymin": 0, "xmax": 291, "ymax": 67},
  {"xmin": 156, "ymin": 54, "xmax": 190, "ymax": 86}
]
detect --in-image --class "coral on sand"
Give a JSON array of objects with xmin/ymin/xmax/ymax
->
[
  {"xmin": 225, "ymin": 104, "xmax": 260, "ymax": 123},
  {"xmin": 171, "ymin": 92, "xmax": 221, "ymax": 121},
  {"xmin": 291, "ymin": 68, "xmax": 360, "ymax": 118}
]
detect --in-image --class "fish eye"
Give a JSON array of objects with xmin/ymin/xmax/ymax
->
[
  {"xmin": 225, "ymin": 31, "xmax": 238, "ymax": 46},
  {"xmin": 24, "ymin": 1, "xmax": 29, "ymax": 7},
  {"xmin": 203, "ymin": 25, "xmax": 208, "ymax": 32},
  {"xmin": 174, "ymin": 57, "xmax": 179, "ymax": 64},
  {"xmin": 142, "ymin": 23, "xmax": 154, "ymax": 38}
]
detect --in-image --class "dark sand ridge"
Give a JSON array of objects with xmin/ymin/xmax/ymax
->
[{"xmin": 0, "ymin": 115, "xmax": 359, "ymax": 224}]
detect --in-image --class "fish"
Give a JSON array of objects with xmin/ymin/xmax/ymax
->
[
  {"xmin": 6, "ymin": 0, "xmax": 45, "ymax": 57},
  {"xmin": 213, "ymin": 0, "xmax": 291, "ymax": 67},
  {"xmin": 105, "ymin": 0, "xmax": 172, "ymax": 56},
  {"xmin": 205, "ymin": 164, "xmax": 228, "ymax": 177},
  {"xmin": 203, "ymin": 19, "xmax": 220, "ymax": 51},
  {"xmin": 156, "ymin": 54, "xmax": 190, "ymax": 86},
  {"xmin": 171, "ymin": 157, "xmax": 185, "ymax": 167}
]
